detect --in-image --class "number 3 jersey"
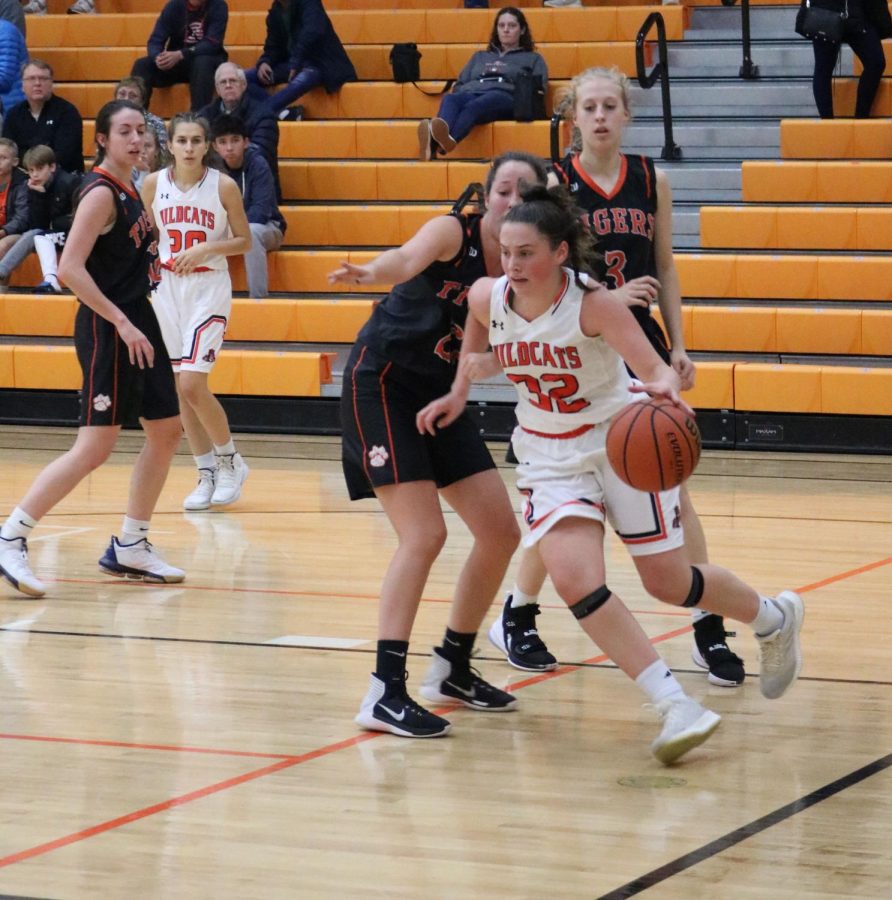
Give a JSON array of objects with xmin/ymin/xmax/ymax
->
[
  {"xmin": 489, "ymin": 270, "xmax": 632, "ymax": 434},
  {"xmin": 152, "ymin": 166, "xmax": 229, "ymax": 272}
]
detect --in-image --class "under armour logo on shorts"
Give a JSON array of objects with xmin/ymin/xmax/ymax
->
[
  {"xmin": 368, "ymin": 445, "xmax": 389, "ymax": 468},
  {"xmin": 92, "ymin": 393, "xmax": 111, "ymax": 412}
]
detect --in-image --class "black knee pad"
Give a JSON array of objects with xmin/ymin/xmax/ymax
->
[
  {"xmin": 570, "ymin": 586, "xmax": 612, "ymax": 620},
  {"xmin": 682, "ymin": 566, "xmax": 705, "ymax": 608}
]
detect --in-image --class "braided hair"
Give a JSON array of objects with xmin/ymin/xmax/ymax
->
[{"xmin": 503, "ymin": 183, "xmax": 602, "ymax": 290}]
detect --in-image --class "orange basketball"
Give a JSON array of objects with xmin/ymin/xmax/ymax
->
[{"xmin": 606, "ymin": 399, "xmax": 701, "ymax": 493}]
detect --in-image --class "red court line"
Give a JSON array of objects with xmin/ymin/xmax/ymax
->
[
  {"xmin": 0, "ymin": 733, "xmax": 296, "ymax": 761},
  {"xmin": 2, "ymin": 555, "xmax": 888, "ymax": 870},
  {"xmin": 0, "ymin": 733, "xmax": 379, "ymax": 870}
]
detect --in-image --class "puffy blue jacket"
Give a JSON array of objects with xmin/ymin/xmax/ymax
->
[{"xmin": 0, "ymin": 18, "xmax": 26, "ymax": 115}]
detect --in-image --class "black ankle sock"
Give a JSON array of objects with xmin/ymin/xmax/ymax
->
[
  {"xmin": 439, "ymin": 628, "xmax": 476, "ymax": 664},
  {"xmin": 375, "ymin": 640, "xmax": 409, "ymax": 683}
]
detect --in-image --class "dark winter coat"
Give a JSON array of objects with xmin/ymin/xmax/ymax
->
[
  {"xmin": 1, "ymin": 168, "xmax": 30, "ymax": 235},
  {"xmin": 256, "ymin": 0, "xmax": 356, "ymax": 93},
  {"xmin": 29, "ymin": 167, "xmax": 81, "ymax": 234},
  {"xmin": 2, "ymin": 94, "xmax": 84, "ymax": 174},
  {"xmin": 220, "ymin": 146, "xmax": 285, "ymax": 233}
]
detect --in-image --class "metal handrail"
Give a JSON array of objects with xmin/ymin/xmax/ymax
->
[
  {"xmin": 635, "ymin": 12, "xmax": 682, "ymax": 161},
  {"xmin": 549, "ymin": 112, "xmax": 563, "ymax": 166},
  {"xmin": 722, "ymin": 0, "xmax": 760, "ymax": 80}
]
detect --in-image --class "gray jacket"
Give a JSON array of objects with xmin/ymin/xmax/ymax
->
[{"xmin": 453, "ymin": 47, "xmax": 548, "ymax": 96}]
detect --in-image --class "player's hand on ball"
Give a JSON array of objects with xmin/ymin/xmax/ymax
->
[{"xmin": 630, "ymin": 380, "xmax": 694, "ymax": 418}]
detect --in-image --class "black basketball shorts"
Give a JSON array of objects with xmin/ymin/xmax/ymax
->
[
  {"xmin": 74, "ymin": 298, "xmax": 180, "ymax": 427},
  {"xmin": 340, "ymin": 343, "xmax": 496, "ymax": 501}
]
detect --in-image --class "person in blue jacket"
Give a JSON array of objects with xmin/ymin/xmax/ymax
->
[
  {"xmin": 0, "ymin": 17, "xmax": 26, "ymax": 116},
  {"xmin": 210, "ymin": 114, "xmax": 285, "ymax": 298},
  {"xmin": 130, "ymin": 0, "xmax": 229, "ymax": 112},
  {"xmin": 245, "ymin": 0, "xmax": 356, "ymax": 120}
]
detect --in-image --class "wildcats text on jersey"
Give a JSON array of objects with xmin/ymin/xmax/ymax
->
[
  {"xmin": 493, "ymin": 341, "xmax": 583, "ymax": 370},
  {"xmin": 158, "ymin": 205, "xmax": 217, "ymax": 229}
]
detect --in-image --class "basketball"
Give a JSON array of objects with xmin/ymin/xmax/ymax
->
[{"xmin": 606, "ymin": 399, "xmax": 701, "ymax": 493}]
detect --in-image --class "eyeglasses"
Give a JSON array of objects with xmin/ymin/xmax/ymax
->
[
  {"xmin": 23, "ymin": 75, "xmax": 52, "ymax": 83},
  {"xmin": 216, "ymin": 78, "xmax": 241, "ymax": 86}
]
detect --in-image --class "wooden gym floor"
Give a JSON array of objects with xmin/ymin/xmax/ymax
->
[{"xmin": 0, "ymin": 426, "xmax": 889, "ymax": 899}]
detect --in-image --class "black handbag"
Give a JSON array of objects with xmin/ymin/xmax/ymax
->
[
  {"xmin": 797, "ymin": 0, "xmax": 847, "ymax": 43},
  {"xmin": 513, "ymin": 69, "xmax": 546, "ymax": 122},
  {"xmin": 389, "ymin": 43, "xmax": 421, "ymax": 83}
]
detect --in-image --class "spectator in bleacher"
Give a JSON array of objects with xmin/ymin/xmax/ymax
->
[
  {"xmin": 198, "ymin": 61, "xmax": 280, "ymax": 194},
  {"xmin": 418, "ymin": 6, "xmax": 548, "ymax": 161},
  {"xmin": 210, "ymin": 114, "xmax": 284, "ymax": 299},
  {"xmin": 20, "ymin": 144, "xmax": 80, "ymax": 293},
  {"xmin": 0, "ymin": 15, "xmax": 26, "ymax": 114},
  {"xmin": 130, "ymin": 0, "xmax": 228, "ymax": 112},
  {"xmin": 0, "ymin": 143, "xmax": 79, "ymax": 291},
  {"xmin": 2, "ymin": 59, "xmax": 84, "ymax": 173},
  {"xmin": 0, "ymin": 0, "xmax": 25, "ymax": 36},
  {"xmin": 22, "ymin": 0, "xmax": 95, "ymax": 13},
  {"xmin": 244, "ymin": 0, "xmax": 357, "ymax": 122},
  {"xmin": 114, "ymin": 76, "xmax": 168, "ymax": 150},
  {"xmin": 132, "ymin": 127, "xmax": 166, "ymax": 192},
  {"xmin": 0, "ymin": 136, "xmax": 28, "ymax": 283},
  {"xmin": 796, "ymin": 0, "xmax": 891, "ymax": 118}
]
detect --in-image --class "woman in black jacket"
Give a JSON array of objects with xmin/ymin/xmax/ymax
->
[
  {"xmin": 245, "ymin": 0, "xmax": 357, "ymax": 120},
  {"xmin": 796, "ymin": 0, "xmax": 892, "ymax": 117}
]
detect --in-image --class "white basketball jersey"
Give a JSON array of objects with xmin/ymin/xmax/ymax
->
[
  {"xmin": 153, "ymin": 167, "xmax": 229, "ymax": 272},
  {"xmin": 489, "ymin": 269, "xmax": 632, "ymax": 434}
]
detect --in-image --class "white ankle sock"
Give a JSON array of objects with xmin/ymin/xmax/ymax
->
[
  {"xmin": 214, "ymin": 440, "xmax": 236, "ymax": 457},
  {"xmin": 510, "ymin": 587, "xmax": 538, "ymax": 608},
  {"xmin": 1, "ymin": 506, "xmax": 39, "ymax": 541},
  {"xmin": 635, "ymin": 659, "xmax": 686, "ymax": 704},
  {"xmin": 690, "ymin": 608, "xmax": 711, "ymax": 623},
  {"xmin": 194, "ymin": 451, "xmax": 216, "ymax": 470},
  {"xmin": 121, "ymin": 517, "xmax": 151, "ymax": 545},
  {"xmin": 751, "ymin": 596, "xmax": 785, "ymax": 637}
]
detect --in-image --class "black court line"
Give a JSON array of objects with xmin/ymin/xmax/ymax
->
[
  {"xmin": 2, "ymin": 626, "xmax": 891, "ymax": 688},
  {"xmin": 597, "ymin": 752, "xmax": 892, "ymax": 899}
]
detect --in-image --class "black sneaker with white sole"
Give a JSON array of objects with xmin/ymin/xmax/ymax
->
[
  {"xmin": 419, "ymin": 647, "xmax": 517, "ymax": 711},
  {"xmin": 355, "ymin": 672, "xmax": 451, "ymax": 738},
  {"xmin": 692, "ymin": 614, "xmax": 745, "ymax": 687},
  {"xmin": 488, "ymin": 594, "xmax": 558, "ymax": 672}
]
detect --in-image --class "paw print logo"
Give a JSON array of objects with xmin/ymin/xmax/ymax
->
[
  {"xmin": 92, "ymin": 393, "xmax": 112, "ymax": 412},
  {"xmin": 368, "ymin": 445, "xmax": 389, "ymax": 468}
]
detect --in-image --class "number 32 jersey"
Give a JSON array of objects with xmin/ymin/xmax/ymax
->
[
  {"xmin": 489, "ymin": 270, "xmax": 632, "ymax": 435},
  {"xmin": 152, "ymin": 166, "xmax": 229, "ymax": 272}
]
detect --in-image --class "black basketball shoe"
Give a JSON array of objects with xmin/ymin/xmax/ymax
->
[
  {"xmin": 355, "ymin": 672, "xmax": 452, "ymax": 738},
  {"xmin": 420, "ymin": 647, "xmax": 517, "ymax": 711},
  {"xmin": 692, "ymin": 614, "xmax": 745, "ymax": 687},
  {"xmin": 488, "ymin": 594, "xmax": 558, "ymax": 672}
]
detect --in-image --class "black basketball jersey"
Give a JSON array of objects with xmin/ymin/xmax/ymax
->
[
  {"xmin": 356, "ymin": 212, "xmax": 488, "ymax": 388},
  {"xmin": 74, "ymin": 168, "xmax": 157, "ymax": 307},
  {"xmin": 553, "ymin": 152, "xmax": 658, "ymax": 332}
]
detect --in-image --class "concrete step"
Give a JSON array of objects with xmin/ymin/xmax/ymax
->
[
  {"xmin": 667, "ymin": 42, "xmax": 851, "ymax": 78},
  {"xmin": 630, "ymin": 80, "xmax": 818, "ymax": 118},
  {"xmin": 624, "ymin": 120, "xmax": 779, "ymax": 160},
  {"xmin": 687, "ymin": 5, "xmax": 804, "ymax": 37}
]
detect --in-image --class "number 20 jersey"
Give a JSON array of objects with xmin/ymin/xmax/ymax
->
[
  {"xmin": 489, "ymin": 270, "xmax": 631, "ymax": 435},
  {"xmin": 152, "ymin": 166, "xmax": 229, "ymax": 272}
]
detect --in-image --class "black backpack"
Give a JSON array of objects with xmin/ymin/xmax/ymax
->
[{"xmin": 389, "ymin": 43, "xmax": 421, "ymax": 83}]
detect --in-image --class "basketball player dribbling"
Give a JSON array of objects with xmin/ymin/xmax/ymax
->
[
  {"xmin": 489, "ymin": 67, "xmax": 747, "ymax": 688},
  {"xmin": 0, "ymin": 100, "xmax": 185, "ymax": 596},
  {"xmin": 141, "ymin": 113, "xmax": 252, "ymax": 513},
  {"xmin": 419, "ymin": 185, "xmax": 805, "ymax": 762}
]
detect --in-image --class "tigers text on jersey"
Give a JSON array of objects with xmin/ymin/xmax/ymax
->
[
  {"xmin": 75, "ymin": 167, "xmax": 157, "ymax": 306},
  {"xmin": 489, "ymin": 270, "xmax": 631, "ymax": 435},
  {"xmin": 152, "ymin": 166, "xmax": 229, "ymax": 271}
]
